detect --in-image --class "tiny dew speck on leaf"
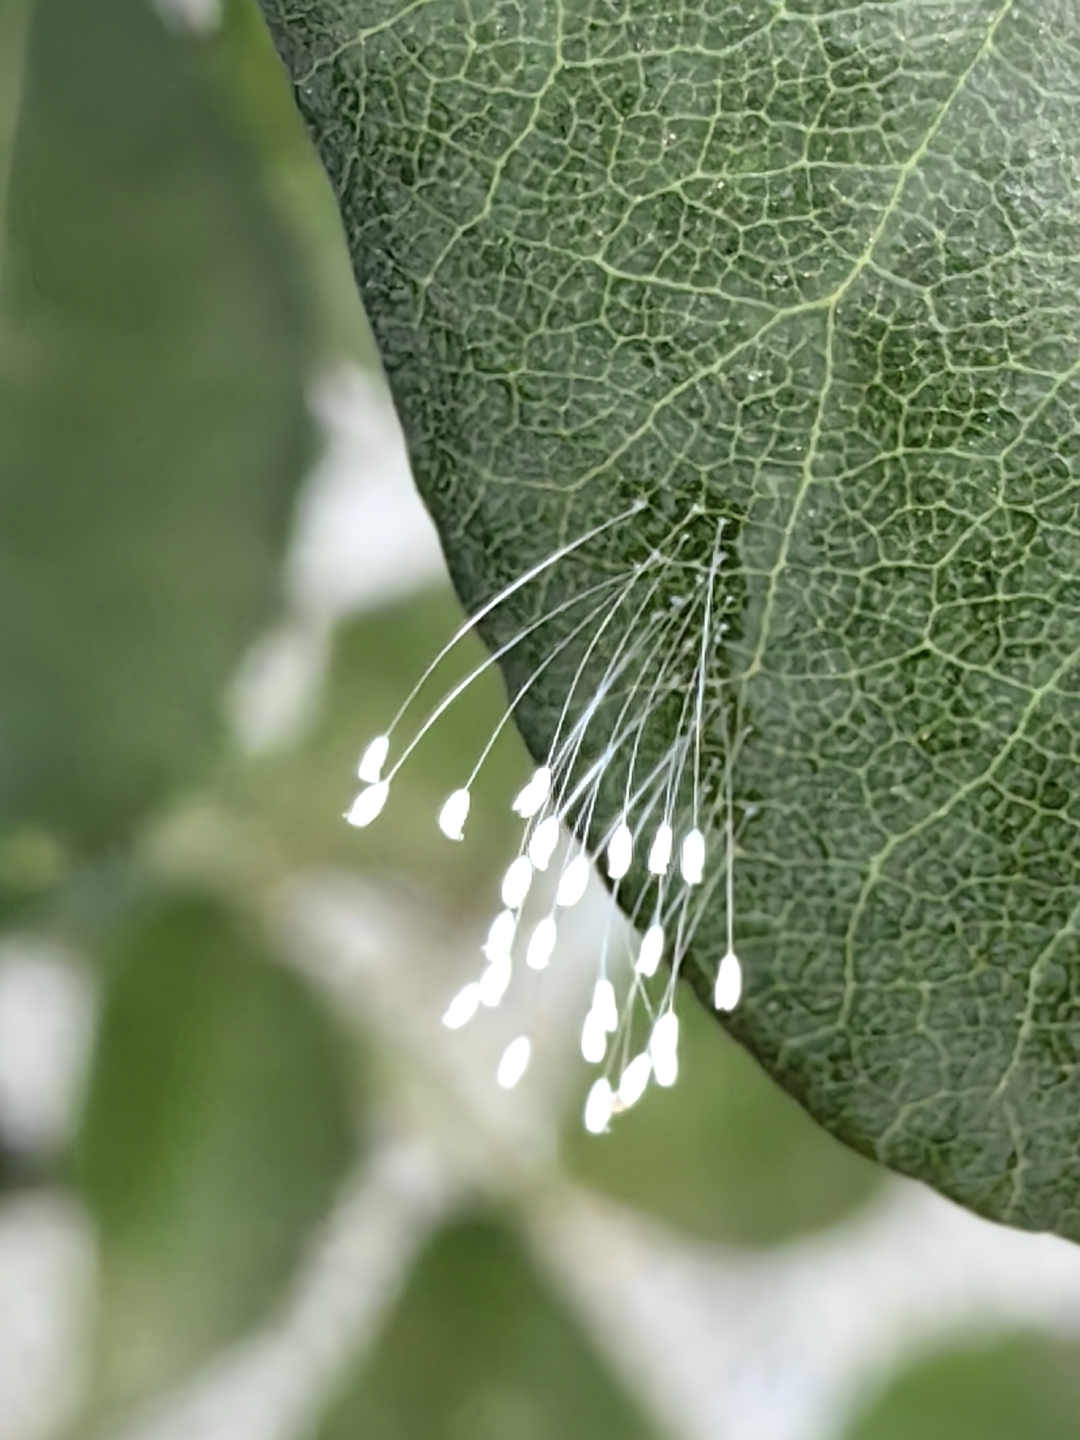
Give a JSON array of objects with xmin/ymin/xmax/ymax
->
[{"xmin": 260, "ymin": 0, "xmax": 1080, "ymax": 1241}]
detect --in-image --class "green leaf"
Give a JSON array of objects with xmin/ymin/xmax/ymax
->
[
  {"xmin": 0, "ymin": 0, "xmax": 312, "ymax": 861},
  {"xmin": 564, "ymin": 985, "xmax": 880, "ymax": 1246},
  {"xmin": 0, "ymin": 0, "xmax": 32, "ymax": 266},
  {"xmin": 313, "ymin": 1213, "xmax": 668, "ymax": 1440},
  {"xmin": 842, "ymin": 1332, "xmax": 1080, "ymax": 1440},
  {"xmin": 73, "ymin": 892, "xmax": 360, "ymax": 1426},
  {"xmin": 258, "ymin": 0, "xmax": 1080, "ymax": 1240}
]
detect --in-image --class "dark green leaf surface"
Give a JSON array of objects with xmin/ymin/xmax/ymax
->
[
  {"xmin": 0, "ymin": 0, "xmax": 312, "ymax": 858},
  {"xmin": 74, "ymin": 893, "xmax": 359, "ymax": 1427},
  {"xmin": 314, "ymin": 1213, "xmax": 666, "ymax": 1440},
  {"xmin": 843, "ymin": 1332, "xmax": 1080, "ymax": 1440},
  {"xmin": 259, "ymin": 0, "xmax": 1080, "ymax": 1238},
  {"xmin": 564, "ymin": 985, "xmax": 880, "ymax": 1246}
]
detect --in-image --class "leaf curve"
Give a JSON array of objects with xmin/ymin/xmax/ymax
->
[{"xmin": 259, "ymin": 0, "xmax": 1080, "ymax": 1238}]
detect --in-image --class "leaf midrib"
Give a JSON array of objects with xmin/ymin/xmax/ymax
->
[{"xmin": 744, "ymin": 0, "xmax": 1017, "ymax": 684}]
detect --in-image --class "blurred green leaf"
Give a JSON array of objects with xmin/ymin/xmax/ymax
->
[
  {"xmin": 843, "ymin": 1332, "xmax": 1080, "ymax": 1440},
  {"xmin": 0, "ymin": 0, "xmax": 32, "ymax": 262},
  {"xmin": 74, "ymin": 892, "xmax": 360, "ymax": 1426},
  {"xmin": 204, "ymin": 0, "xmax": 378, "ymax": 367},
  {"xmin": 222, "ymin": 592, "xmax": 529, "ymax": 909},
  {"xmin": 565, "ymin": 988, "xmax": 881, "ymax": 1247},
  {"xmin": 0, "ymin": 0, "xmax": 312, "ymax": 862},
  {"xmin": 315, "ymin": 1213, "xmax": 667, "ymax": 1440}
]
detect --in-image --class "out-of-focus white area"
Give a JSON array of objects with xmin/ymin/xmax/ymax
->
[
  {"xmin": 228, "ymin": 622, "xmax": 331, "ymax": 756},
  {"xmin": 288, "ymin": 371, "xmax": 445, "ymax": 623},
  {"xmin": 537, "ymin": 1181, "xmax": 1080, "ymax": 1440},
  {"xmin": 152, "ymin": 0, "xmax": 222, "ymax": 34},
  {"xmin": 0, "ymin": 1195, "xmax": 93, "ymax": 1440},
  {"xmin": 10, "ymin": 366, "xmax": 1080, "ymax": 1440},
  {"xmin": 282, "ymin": 870, "xmax": 611, "ymax": 1178},
  {"xmin": 229, "ymin": 369, "xmax": 445, "ymax": 753},
  {"xmin": 0, "ymin": 943, "xmax": 94, "ymax": 1154},
  {"xmin": 0, "ymin": 948, "xmax": 96, "ymax": 1440}
]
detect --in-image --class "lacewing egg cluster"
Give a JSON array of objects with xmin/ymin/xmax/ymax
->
[{"xmin": 345, "ymin": 499, "xmax": 745, "ymax": 1130}]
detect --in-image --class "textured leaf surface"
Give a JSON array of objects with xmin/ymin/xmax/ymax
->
[
  {"xmin": 0, "ymin": 0, "xmax": 311, "ymax": 859},
  {"xmin": 259, "ymin": 0, "xmax": 1080, "ymax": 1237}
]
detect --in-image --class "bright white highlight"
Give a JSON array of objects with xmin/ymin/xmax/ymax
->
[
  {"xmin": 650, "ymin": 1010, "xmax": 679, "ymax": 1057},
  {"xmin": 555, "ymin": 854, "xmax": 591, "ymax": 908},
  {"xmin": 527, "ymin": 816, "xmax": 561, "ymax": 871},
  {"xmin": 512, "ymin": 766, "xmax": 551, "ymax": 818},
  {"xmin": 526, "ymin": 917, "xmax": 557, "ymax": 970},
  {"xmin": 647, "ymin": 822, "xmax": 673, "ymax": 876},
  {"xmin": 584, "ymin": 1078, "xmax": 614, "ymax": 1133},
  {"xmin": 500, "ymin": 856, "xmax": 534, "ymax": 909},
  {"xmin": 437, "ymin": 788, "xmax": 470, "ymax": 840},
  {"xmin": 484, "ymin": 909, "xmax": 517, "ymax": 959},
  {"xmin": 652, "ymin": 1047, "xmax": 678, "ymax": 1088},
  {"xmin": 635, "ymin": 923, "xmax": 665, "ymax": 977},
  {"xmin": 479, "ymin": 954, "xmax": 512, "ymax": 1008},
  {"xmin": 680, "ymin": 828, "xmax": 705, "ymax": 885},
  {"xmin": 606, "ymin": 821, "xmax": 633, "ymax": 879},
  {"xmin": 714, "ymin": 949, "xmax": 743, "ymax": 1012},
  {"xmin": 442, "ymin": 982, "xmax": 481, "ymax": 1030},
  {"xmin": 592, "ymin": 978, "xmax": 619, "ymax": 1033},
  {"xmin": 581, "ymin": 1009, "xmax": 607, "ymax": 1063},
  {"xmin": 345, "ymin": 781, "xmax": 390, "ymax": 828},
  {"xmin": 497, "ymin": 1035, "xmax": 531, "ymax": 1089},
  {"xmin": 618, "ymin": 1053, "xmax": 652, "ymax": 1108},
  {"xmin": 357, "ymin": 735, "xmax": 389, "ymax": 783},
  {"xmin": 649, "ymin": 1012, "xmax": 679, "ymax": 1088}
]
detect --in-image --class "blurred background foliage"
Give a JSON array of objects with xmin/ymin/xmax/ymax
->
[
  {"xmin": 316, "ymin": 1215, "xmax": 665, "ymax": 1440},
  {"xmin": 0, "ymin": 0, "xmax": 311, "ymax": 869},
  {"xmin": 2, "ymin": 0, "xmax": 1080, "ymax": 1437},
  {"xmin": 74, "ymin": 892, "xmax": 359, "ymax": 1424},
  {"xmin": 218, "ymin": 597, "xmax": 528, "ymax": 902},
  {"xmin": 562, "ymin": 991, "xmax": 880, "ymax": 1249},
  {"xmin": 842, "ymin": 1334, "xmax": 1080, "ymax": 1440}
]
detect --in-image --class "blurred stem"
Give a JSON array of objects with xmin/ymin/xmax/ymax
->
[{"xmin": 0, "ymin": 0, "xmax": 34, "ymax": 287}]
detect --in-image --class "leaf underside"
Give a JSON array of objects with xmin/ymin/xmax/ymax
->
[{"xmin": 259, "ymin": 0, "xmax": 1080, "ymax": 1239}]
